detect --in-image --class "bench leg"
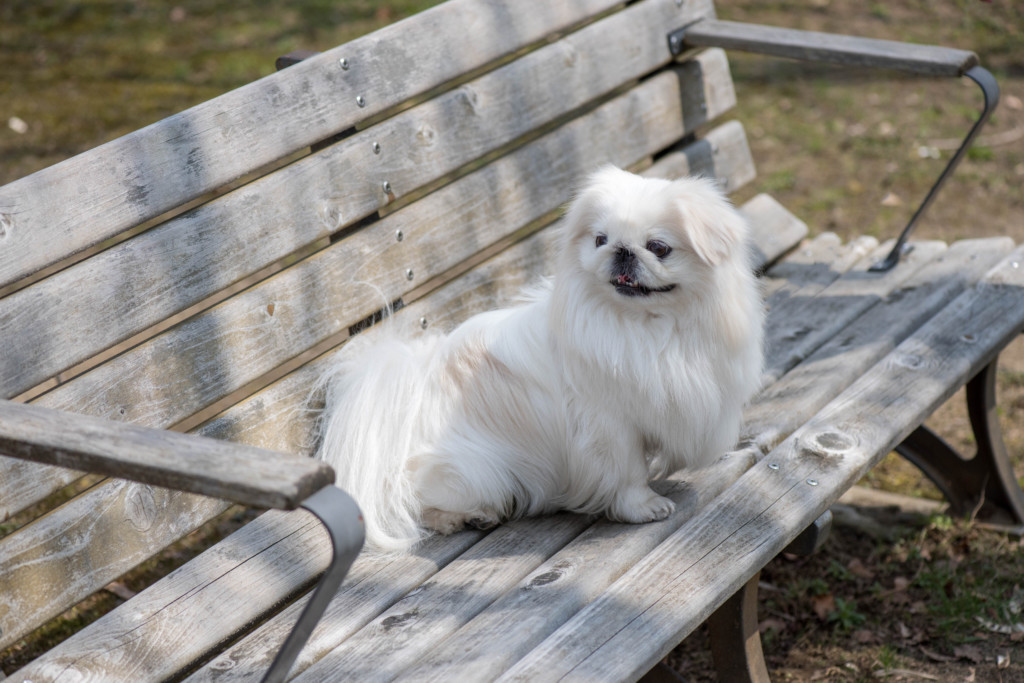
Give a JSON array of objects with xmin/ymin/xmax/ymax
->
[
  {"xmin": 707, "ymin": 572, "xmax": 771, "ymax": 683},
  {"xmin": 895, "ymin": 358, "xmax": 1024, "ymax": 529},
  {"xmin": 262, "ymin": 486, "xmax": 364, "ymax": 683}
]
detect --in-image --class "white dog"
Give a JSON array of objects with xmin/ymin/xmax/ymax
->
[{"xmin": 317, "ymin": 166, "xmax": 764, "ymax": 553}]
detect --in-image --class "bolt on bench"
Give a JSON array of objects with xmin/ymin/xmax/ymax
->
[{"xmin": 1, "ymin": 0, "xmax": 1022, "ymax": 681}]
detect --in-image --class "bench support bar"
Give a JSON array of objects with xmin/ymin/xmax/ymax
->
[
  {"xmin": 896, "ymin": 358, "xmax": 1024, "ymax": 530},
  {"xmin": 707, "ymin": 572, "xmax": 771, "ymax": 683},
  {"xmin": 262, "ymin": 486, "xmax": 365, "ymax": 683},
  {"xmin": 870, "ymin": 66, "xmax": 999, "ymax": 271}
]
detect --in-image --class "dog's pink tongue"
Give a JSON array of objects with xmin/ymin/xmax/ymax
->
[{"xmin": 617, "ymin": 274, "xmax": 634, "ymax": 285}]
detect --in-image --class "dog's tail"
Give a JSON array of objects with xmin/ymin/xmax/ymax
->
[{"xmin": 316, "ymin": 329, "xmax": 440, "ymax": 553}]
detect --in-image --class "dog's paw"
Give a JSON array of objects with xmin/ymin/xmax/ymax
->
[
  {"xmin": 421, "ymin": 507, "xmax": 501, "ymax": 534},
  {"xmin": 610, "ymin": 487, "xmax": 676, "ymax": 524},
  {"xmin": 421, "ymin": 508, "xmax": 469, "ymax": 535}
]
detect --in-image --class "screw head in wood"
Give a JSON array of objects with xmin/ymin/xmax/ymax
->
[
  {"xmin": 406, "ymin": 268, "xmax": 414, "ymax": 280},
  {"xmin": 372, "ymin": 141, "xmax": 381, "ymax": 154},
  {"xmin": 420, "ymin": 317, "xmax": 428, "ymax": 329},
  {"xmin": 356, "ymin": 95, "xmax": 366, "ymax": 107},
  {"xmin": 382, "ymin": 180, "xmax": 393, "ymax": 194},
  {"xmin": 768, "ymin": 462, "xmax": 780, "ymax": 471},
  {"xmin": 339, "ymin": 57, "xmax": 350, "ymax": 70},
  {"xmin": 806, "ymin": 478, "xmax": 819, "ymax": 486},
  {"xmin": 395, "ymin": 229, "xmax": 404, "ymax": 242}
]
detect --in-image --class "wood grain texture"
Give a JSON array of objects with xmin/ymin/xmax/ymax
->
[
  {"xmin": 762, "ymin": 239, "xmax": 948, "ymax": 385},
  {"xmin": 646, "ymin": 120, "xmax": 756, "ymax": 196},
  {"xmin": 5, "ymin": 172, "xmax": 796, "ymax": 676},
  {"xmin": 499, "ymin": 246, "xmax": 1024, "ymax": 683},
  {"xmin": 0, "ymin": 0, "xmax": 718, "ymax": 401},
  {"xmin": 761, "ymin": 233, "xmax": 874, "ymax": 300},
  {"xmin": 683, "ymin": 19, "xmax": 978, "ymax": 77},
  {"xmin": 383, "ymin": 453, "xmax": 756, "ymax": 683},
  {"xmin": 744, "ymin": 237, "xmax": 1013, "ymax": 454},
  {"xmin": 0, "ymin": 0, "xmax": 638, "ymax": 289},
  {"xmin": 0, "ymin": 52, "xmax": 737, "ymax": 519},
  {"xmin": 0, "ymin": 399, "xmax": 332, "ymax": 510}
]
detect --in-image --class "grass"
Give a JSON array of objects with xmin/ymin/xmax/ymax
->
[{"xmin": 1, "ymin": 0, "xmax": 1023, "ymax": 679}]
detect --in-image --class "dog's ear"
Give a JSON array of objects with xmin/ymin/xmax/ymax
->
[{"xmin": 669, "ymin": 178, "xmax": 748, "ymax": 267}]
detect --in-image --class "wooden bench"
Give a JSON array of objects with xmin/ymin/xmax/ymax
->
[{"xmin": 2, "ymin": 0, "xmax": 1022, "ymax": 680}]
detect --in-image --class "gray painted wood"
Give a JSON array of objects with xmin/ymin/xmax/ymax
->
[
  {"xmin": 0, "ymin": 53, "xmax": 738, "ymax": 520},
  {"xmin": 0, "ymin": 399, "xmax": 332, "ymax": 510},
  {"xmin": 499, "ymin": 247, "xmax": 1024, "ymax": 682},
  {"xmin": 0, "ymin": 0, "xmax": 718, "ymax": 401},
  {"xmin": 683, "ymin": 19, "xmax": 978, "ymax": 77},
  {"xmin": 297, "ymin": 455, "xmax": 756, "ymax": 683},
  {"xmin": 0, "ymin": 0, "xmax": 639, "ymax": 289},
  {"xmin": 761, "ymin": 239, "xmax": 948, "ymax": 385},
  {"xmin": 0, "ymin": 124, "xmax": 769, "ymax": 657},
  {"xmin": 745, "ymin": 237, "xmax": 1013, "ymax": 454}
]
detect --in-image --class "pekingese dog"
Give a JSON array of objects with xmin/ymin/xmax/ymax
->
[{"xmin": 316, "ymin": 166, "xmax": 764, "ymax": 553}]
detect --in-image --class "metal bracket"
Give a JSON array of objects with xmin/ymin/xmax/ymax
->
[
  {"xmin": 262, "ymin": 485, "xmax": 365, "ymax": 683},
  {"xmin": 870, "ymin": 66, "xmax": 1000, "ymax": 271},
  {"xmin": 895, "ymin": 357, "xmax": 1024, "ymax": 530},
  {"xmin": 667, "ymin": 25, "xmax": 696, "ymax": 57}
]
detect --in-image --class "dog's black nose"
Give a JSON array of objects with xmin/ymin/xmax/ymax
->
[{"xmin": 614, "ymin": 246, "xmax": 636, "ymax": 266}]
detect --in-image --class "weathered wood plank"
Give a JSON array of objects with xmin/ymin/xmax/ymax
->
[
  {"xmin": 0, "ymin": 399, "xmax": 332, "ymax": 510},
  {"xmin": 646, "ymin": 119, "xmax": 756, "ymax": 195},
  {"xmin": 0, "ymin": 0, "xmax": 639, "ymax": 289},
  {"xmin": 744, "ymin": 237, "xmax": 1013, "ymax": 454},
  {"xmin": 499, "ymin": 246, "xmax": 1024, "ymax": 683},
  {"xmin": 683, "ymin": 18, "xmax": 978, "ymax": 77},
  {"xmin": 761, "ymin": 239, "xmax": 948, "ymax": 385},
  {"xmin": 0, "ymin": 0, "xmax": 719, "ymax": 401},
  {"xmin": 761, "ymin": 233, "xmax": 874, "ymax": 300},
  {"xmin": 293, "ymin": 457, "xmax": 756, "ymax": 683},
  {"xmin": 0, "ymin": 125, "xmax": 765, "ymax": 655},
  {"xmin": 0, "ymin": 53, "xmax": 737, "ymax": 519}
]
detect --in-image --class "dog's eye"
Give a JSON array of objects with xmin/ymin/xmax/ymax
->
[
  {"xmin": 646, "ymin": 240, "xmax": 672, "ymax": 259},
  {"xmin": 595, "ymin": 234, "xmax": 608, "ymax": 248}
]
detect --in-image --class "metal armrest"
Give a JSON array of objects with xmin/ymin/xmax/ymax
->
[
  {"xmin": 673, "ymin": 19, "xmax": 978, "ymax": 76},
  {"xmin": 671, "ymin": 19, "xmax": 999, "ymax": 272},
  {"xmin": 0, "ymin": 398, "xmax": 365, "ymax": 681},
  {"xmin": 0, "ymin": 398, "xmax": 333, "ymax": 509}
]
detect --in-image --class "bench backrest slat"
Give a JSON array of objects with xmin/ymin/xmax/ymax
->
[
  {"xmin": 0, "ymin": 0, "xmax": 629, "ymax": 290},
  {"xmin": 0, "ymin": 0, "xmax": 714, "ymax": 402}
]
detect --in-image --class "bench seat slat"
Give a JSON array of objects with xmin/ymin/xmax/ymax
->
[
  {"xmin": 0, "ymin": 0, "xmax": 716, "ymax": 402},
  {"xmin": 744, "ymin": 237, "xmax": 1015, "ymax": 454},
  {"xmin": 0, "ymin": 122, "xmax": 760, "ymax": 655},
  {"xmin": 761, "ymin": 239, "xmax": 947, "ymax": 385},
  {"xmin": 0, "ymin": 51, "xmax": 737, "ymax": 519},
  {"xmin": 683, "ymin": 18, "xmax": 979, "ymax": 77},
  {"xmin": 500, "ymin": 246, "xmax": 1024, "ymax": 683},
  {"xmin": 0, "ymin": 0, "xmax": 633, "ymax": 290},
  {"xmin": 0, "ymin": 399, "xmax": 331, "ymax": 510}
]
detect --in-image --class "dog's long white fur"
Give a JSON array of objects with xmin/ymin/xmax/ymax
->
[{"xmin": 317, "ymin": 167, "xmax": 764, "ymax": 553}]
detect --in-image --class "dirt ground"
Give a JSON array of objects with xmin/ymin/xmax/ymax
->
[{"xmin": 1, "ymin": 0, "xmax": 1022, "ymax": 680}]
